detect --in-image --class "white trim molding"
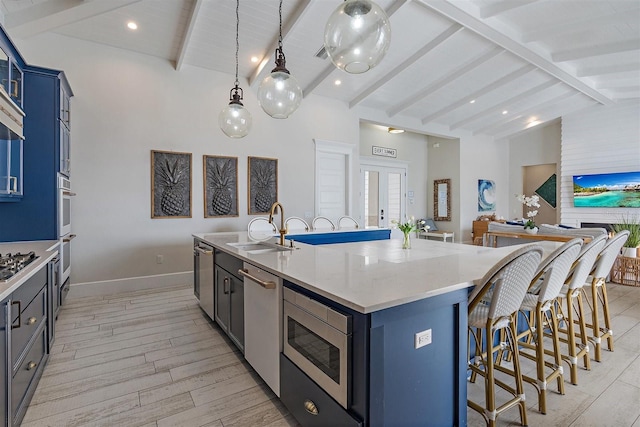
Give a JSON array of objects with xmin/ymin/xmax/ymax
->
[{"xmin": 68, "ymin": 271, "xmax": 193, "ymax": 299}]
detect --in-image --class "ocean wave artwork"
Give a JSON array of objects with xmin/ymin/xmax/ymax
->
[
  {"xmin": 573, "ymin": 171, "xmax": 640, "ymax": 208},
  {"xmin": 478, "ymin": 179, "xmax": 496, "ymax": 212}
]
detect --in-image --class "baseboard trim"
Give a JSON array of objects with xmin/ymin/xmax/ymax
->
[{"xmin": 68, "ymin": 271, "xmax": 193, "ymax": 299}]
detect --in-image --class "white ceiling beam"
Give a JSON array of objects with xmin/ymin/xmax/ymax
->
[
  {"xmin": 521, "ymin": 7, "xmax": 640, "ymax": 43},
  {"xmin": 5, "ymin": 0, "xmax": 142, "ymax": 39},
  {"xmin": 577, "ymin": 62, "xmax": 640, "ymax": 77},
  {"xmin": 302, "ymin": 0, "xmax": 408, "ymax": 96},
  {"xmin": 490, "ymin": 97, "xmax": 595, "ymax": 140},
  {"xmin": 421, "ymin": 65, "xmax": 534, "ymax": 124},
  {"xmin": 609, "ymin": 90, "xmax": 640, "ymax": 99},
  {"xmin": 386, "ymin": 47, "xmax": 503, "ymax": 117},
  {"xmin": 479, "ymin": 0, "xmax": 538, "ymax": 19},
  {"xmin": 450, "ymin": 80, "xmax": 559, "ymax": 130},
  {"xmin": 174, "ymin": 0, "xmax": 203, "ymax": 71},
  {"xmin": 552, "ymin": 39, "xmax": 640, "ymax": 62},
  {"xmin": 248, "ymin": 0, "xmax": 312, "ymax": 88},
  {"xmin": 596, "ymin": 79, "xmax": 640, "ymax": 89},
  {"xmin": 416, "ymin": 0, "xmax": 614, "ymax": 105},
  {"xmin": 472, "ymin": 91, "xmax": 576, "ymax": 135},
  {"xmin": 348, "ymin": 24, "xmax": 463, "ymax": 108}
]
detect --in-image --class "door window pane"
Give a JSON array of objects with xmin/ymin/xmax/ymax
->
[
  {"xmin": 364, "ymin": 171, "xmax": 379, "ymax": 227},
  {"xmin": 388, "ymin": 172, "xmax": 401, "ymax": 224}
]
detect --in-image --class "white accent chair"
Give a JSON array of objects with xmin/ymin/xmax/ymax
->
[
  {"xmin": 312, "ymin": 216, "xmax": 335, "ymax": 231},
  {"xmin": 337, "ymin": 216, "xmax": 359, "ymax": 230},
  {"xmin": 285, "ymin": 216, "xmax": 310, "ymax": 232},
  {"xmin": 467, "ymin": 244, "xmax": 544, "ymax": 427}
]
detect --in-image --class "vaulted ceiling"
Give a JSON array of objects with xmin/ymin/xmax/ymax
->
[{"xmin": 2, "ymin": 0, "xmax": 639, "ymax": 139}]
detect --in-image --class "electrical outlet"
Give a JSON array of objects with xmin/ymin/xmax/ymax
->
[
  {"xmin": 156, "ymin": 255, "xmax": 164, "ymax": 264},
  {"xmin": 415, "ymin": 329, "xmax": 432, "ymax": 349}
]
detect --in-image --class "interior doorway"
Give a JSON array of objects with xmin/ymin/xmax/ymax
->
[{"xmin": 523, "ymin": 164, "xmax": 557, "ymax": 225}]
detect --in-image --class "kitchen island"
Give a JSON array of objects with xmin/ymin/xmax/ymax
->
[{"xmin": 193, "ymin": 231, "xmax": 557, "ymax": 426}]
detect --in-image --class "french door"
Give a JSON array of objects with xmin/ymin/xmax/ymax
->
[{"xmin": 360, "ymin": 162, "xmax": 406, "ymax": 228}]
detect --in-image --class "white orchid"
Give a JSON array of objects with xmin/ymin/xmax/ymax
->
[{"xmin": 517, "ymin": 193, "xmax": 540, "ymax": 229}]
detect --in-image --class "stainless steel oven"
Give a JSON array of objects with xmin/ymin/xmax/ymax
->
[
  {"xmin": 58, "ymin": 173, "xmax": 73, "ymax": 236},
  {"xmin": 283, "ymin": 287, "xmax": 352, "ymax": 409}
]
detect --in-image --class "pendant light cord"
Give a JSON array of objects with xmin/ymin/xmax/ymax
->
[
  {"xmin": 278, "ymin": 0, "xmax": 283, "ymax": 50},
  {"xmin": 234, "ymin": 0, "xmax": 240, "ymax": 87}
]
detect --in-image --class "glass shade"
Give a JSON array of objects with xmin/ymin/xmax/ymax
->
[
  {"xmin": 324, "ymin": 0, "xmax": 391, "ymax": 74},
  {"xmin": 219, "ymin": 102, "xmax": 252, "ymax": 138},
  {"xmin": 258, "ymin": 70, "xmax": 303, "ymax": 119}
]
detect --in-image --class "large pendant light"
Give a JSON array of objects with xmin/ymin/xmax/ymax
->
[
  {"xmin": 257, "ymin": 0, "xmax": 302, "ymax": 119},
  {"xmin": 219, "ymin": 0, "xmax": 252, "ymax": 138},
  {"xmin": 324, "ymin": 0, "xmax": 391, "ymax": 74}
]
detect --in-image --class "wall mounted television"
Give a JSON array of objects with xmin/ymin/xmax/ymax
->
[{"xmin": 573, "ymin": 171, "xmax": 640, "ymax": 207}]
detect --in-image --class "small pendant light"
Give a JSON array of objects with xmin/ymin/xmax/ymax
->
[
  {"xmin": 324, "ymin": 0, "xmax": 391, "ymax": 74},
  {"xmin": 257, "ymin": 0, "xmax": 303, "ymax": 119},
  {"xmin": 219, "ymin": 0, "xmax": 252, "ymax": 138}
]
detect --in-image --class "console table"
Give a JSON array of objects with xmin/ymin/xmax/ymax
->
[
  {"xmin": 418, "ymin": 230, "xmax": 454, "ymax": 243},
  {"xmin": 611, "ymin": 255, "xmax": 640, "ymax": 286}
]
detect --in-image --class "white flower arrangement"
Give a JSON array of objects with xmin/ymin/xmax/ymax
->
[{"xmin": 516, "ymin": 194, "xmax": 540, "ymax": 229}]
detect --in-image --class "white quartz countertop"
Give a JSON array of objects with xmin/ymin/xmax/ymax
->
[
  {"xmin": 0, "ymin": 240, "xmax": 59, "ymax": 300},
  {"xmin": 193, "ymin": 231, "xmax": 560, "ymax": 314}
]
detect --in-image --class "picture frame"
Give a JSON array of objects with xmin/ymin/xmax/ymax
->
[
  {"xmin": 248, "ymin": 156, "xmax": 278, "ymax": 215},
  {"xmin": 204, "ymin": 155, "xmax": 239, "ymax": 218},
  {"xmin": 478, "ymin": 179, "xmax": 496, "ymax": 212},
  {"xmin": 151, "ymin": 150, "xmax": 192, "ymax": 218},
  {"xmin": 434, "ymin": 178, "xmax": 451, "ymax": 221}
]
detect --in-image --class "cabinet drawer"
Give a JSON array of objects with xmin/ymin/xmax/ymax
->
[
  {"xmin": 280, "ymin": 354, "xmax": 362, "ymax": 427},
  {"xmin": 215, "ymin": 250, "xmax": 243, "ymax": 279},
  {"xmin": 12, "ymin": 286, "xmax": 46, "ymax": 368},
  {"xmin": 12, "ymin": 266, "xmax": 46, "ymax": 316},
  {"xmin": 12, "ymin": 326, "xmax": 46, "ymax": 421}
]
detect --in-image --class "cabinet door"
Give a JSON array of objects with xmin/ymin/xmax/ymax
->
[
  {"xmin": 0, "ymin": 137, "xmax": 23, "ymax": 199},
  {"xmin": 229, "ymin": 275, "xmax": 244, "ymax": 350},
  {"xmin": 10, "ymin": 62, "xmax": 22, "ymax": 108},
  {"xmin": 59, "ymin": 122, "xmax": 70, "ymax": 176},
  {"xmin": 214, "ymin": 266, "xmax": 230, "ymax": 333}
]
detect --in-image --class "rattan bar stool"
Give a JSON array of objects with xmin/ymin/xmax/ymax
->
[
  {"xmin": 515, "ymin": 238, "xmax": 583, "ymax": 414},
  {"xmin": 467, "ymin": 244, "xmax": 544, "ymax": 427},
  {"xmin": 583, "ymin": 230, "xmax": 629, "ymax": 361},
  {"xmin": 554, "ymin": 234, "xmax": 607, "ymax": 385}
]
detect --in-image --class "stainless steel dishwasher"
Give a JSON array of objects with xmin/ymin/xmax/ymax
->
[{"xmin": 194, "ymin": 242, "xmax": 214, "ymax": 319}]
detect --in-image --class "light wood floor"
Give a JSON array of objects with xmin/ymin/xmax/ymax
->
[{"xmin": 24, "ymin": 282, "xmax": 640, "ymax": 426}]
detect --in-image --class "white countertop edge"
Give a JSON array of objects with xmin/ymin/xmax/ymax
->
[{"xmin": 0, "ymin": 240, "xmax": 59, "ymax": 300}]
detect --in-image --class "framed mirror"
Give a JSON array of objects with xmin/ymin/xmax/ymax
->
[{"xmin": 434, "ymin": 179, "xmax": 451, "ymax": 221}]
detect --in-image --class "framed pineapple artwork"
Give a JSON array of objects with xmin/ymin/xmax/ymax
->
[
  {"xmin": 248, "ymin": 156, "xmax": 278, "ymax": 215},
  {"xmin": 151, "ymin": 150, "xmax": 192, "ymax": 218},
  {"xmin": 204, "ymin": 155, "xmax": 238, "ymax": 217}
]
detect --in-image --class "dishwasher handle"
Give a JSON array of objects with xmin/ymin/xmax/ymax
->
[
  {"xmin": 238, "ymin": 268, "xmax": 275, "ymax": 289},
  {"xmin": 195, "ymin": 246, "xmax": 213, "ymax": 255}
]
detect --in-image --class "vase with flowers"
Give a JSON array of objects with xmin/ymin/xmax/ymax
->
[
  {"xmin": 516, "ymin": 193, "xmax": 540, "ymax": 234},
  {"xmin": 393, "ymin": 217, "xmax": 417, "ymax": 249}
]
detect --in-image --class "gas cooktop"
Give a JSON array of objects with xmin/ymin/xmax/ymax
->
[{"xmin": 0, "ymin": 251, "xmax": 39, "ymax": 282}]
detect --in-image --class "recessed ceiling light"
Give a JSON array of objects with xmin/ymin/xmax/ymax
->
[
  {"xmin": 469, "ymin": 100, "xmax": 476, "ymax": 104},
  {"xmin": 127, "ymin": 21, "xmax": 138, "ymax": 30},
  {"xmin": 388, "ymin": 127, "xmax": 404, "ymax": 134},
  {"xmin": 334, "ymin": 79, "xmax": 342, "ymax": 86},
  {"xmin": 250, "ymin": 56, "xmax": 259, "ymax": 63},
  {"xmin": 502, "ymin": 110, "xmax": 508, "ymax": 115}
]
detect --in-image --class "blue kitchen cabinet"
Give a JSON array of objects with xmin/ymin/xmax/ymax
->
[
  {"xmin": 0, "ymin": 66, "xmax": 73, "ymax": 241},
  {"xmin": 0, "ymin": 136, "xmax": 23, "ymax": 201}
]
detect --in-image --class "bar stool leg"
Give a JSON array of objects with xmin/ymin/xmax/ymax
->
[
  {"xmin": 576, "ymin": 292, "xmax": 591, "ymax": 372},
  {"xmin": 507, "ymin": 319, "xmax": 528, "ymax": 427},
  {"xmin": 591, "ymin": 278, "xmax": 603, "ymax": 361},
  {"xmin": 600, "ymin": 281, "xmax": 614, "ymax": 352}
]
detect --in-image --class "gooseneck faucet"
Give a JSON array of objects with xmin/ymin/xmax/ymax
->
[{"xmin": 268, "ymin": 202, "xmax": 287, "ymax": 246}]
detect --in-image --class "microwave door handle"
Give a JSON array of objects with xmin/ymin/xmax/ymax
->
[
  {"xmin": 63, "ymin": 234, "xmax": 77, "ymax": 243},
  {"xmin": 63, "ymin": 191, "xmax": 76, "ymax": 196}
]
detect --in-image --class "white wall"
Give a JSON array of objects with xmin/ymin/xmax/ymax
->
[
  {"xmin": 359, "ymin": 122, "xmax": 428, "ymax": 220},
  {"xmin": 560, "ymin": 100, "xmax": 640, "ymax": 226},
  {"xmin": 17, "ymin": 34, "xmax": 359, "ymax": 286},
  {"xmin": 427, "ymin": 135, "xmax": 460, "ymax": 236},
  {"xmin": 508, "ymin": 120, "xmax": 561, "ymax": 221}
]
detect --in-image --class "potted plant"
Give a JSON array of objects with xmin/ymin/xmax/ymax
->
[
  {"xmin": 612, "ymin": 215, "xmax": 640, "ymax": 258},
  {"xmin": 516, "ymin": 194, "xmax": 540, "ymax": 234}
]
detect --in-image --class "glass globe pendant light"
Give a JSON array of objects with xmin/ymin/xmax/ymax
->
[
  {"xmin": 219, "ymin": 0, "xmax": 252, "ymax": 138},
  {"xmin": 324, "ymin": 0, "xmax": 391, "ymax": 74},
  {"xmin": 257, "ymin": 0, "xmax": 302, "ymax": 119}
]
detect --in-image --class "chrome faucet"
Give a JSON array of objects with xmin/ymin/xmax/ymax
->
[{"xmin": 268, "ymin": 202, "xmax": 287, "ymax": 246}]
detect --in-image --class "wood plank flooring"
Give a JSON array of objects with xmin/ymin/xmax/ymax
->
[
  {"xmin": 24, "ymin": 282, "xmax": 640, "ymax": 426},
  {"xmin": 24, "ymin": 285, "xmax": 296, "ymax": 427}
]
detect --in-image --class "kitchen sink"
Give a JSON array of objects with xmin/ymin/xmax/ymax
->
[{"xmin": 226, "ymin": 241, "xmax": 294, "ymax": 254}]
